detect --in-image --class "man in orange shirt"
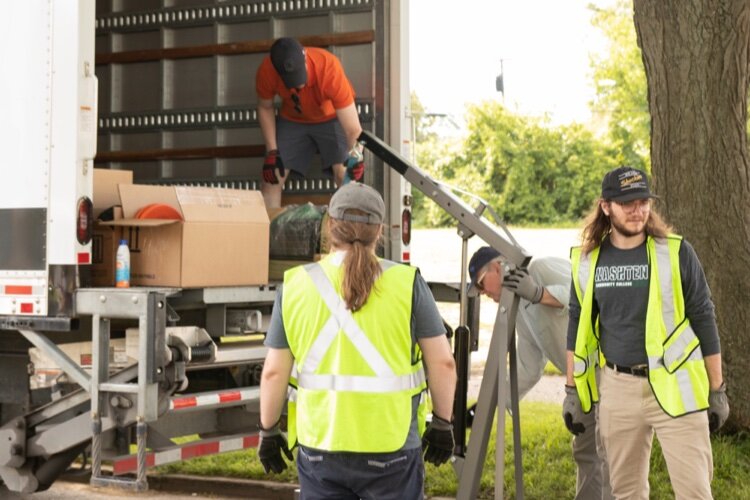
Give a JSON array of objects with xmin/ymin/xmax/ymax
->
[{"xmin": 256, "ymin": 37, "xmax": 364, "ymax": 208}]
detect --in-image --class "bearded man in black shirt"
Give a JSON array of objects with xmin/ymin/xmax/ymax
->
[{"xmin": 564, "ymin": 166, "xmax": 729, "ymax": 500}]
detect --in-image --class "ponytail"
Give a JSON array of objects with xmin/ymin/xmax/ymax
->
[{"xmin": 327, "ymin": 213, "xmax": 382, "ymax": 311}]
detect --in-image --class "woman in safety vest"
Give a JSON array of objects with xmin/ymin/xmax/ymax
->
[{"xmin": 258, "ymin": 182, "xmax": 457, "ymax": 499}]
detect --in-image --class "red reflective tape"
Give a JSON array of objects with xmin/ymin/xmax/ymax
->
[
  {"xmin": 402, "ymin": 251, "xmax": 410, "ymax": 262},
  {"xmin": 218, "ymin": 391, "xmax": 241, "ymax": 403},
  {"xmin": 5, "ymin": 285, "xmax": 32, "ymax": 295},
  {"xmin": 182, "ymin": 441, "xmax": 220, "ymax": 460},
  {"xmin": 243, "ymin": 435, "xmax": 260, "ymax": 448},
  {"xmin": 113, "ymin": 456, "xmax": 135, "ymax": 475},
  {"xmin": 20, "ymin": 303, "xmax": 33, "ymax": 313},
  {"xmin": 78, "ymin": 252, "xmax": 91, "ymax": 264},
  {"xmin": 172, "ymin": 396, "xmax": 197, "ymax": 409}
]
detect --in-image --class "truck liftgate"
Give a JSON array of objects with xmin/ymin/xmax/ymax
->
[{"xmin": 360, "ymin": 130, "xmax": 530, "ymax": 500}]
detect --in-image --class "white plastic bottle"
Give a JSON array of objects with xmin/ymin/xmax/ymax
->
[{"xmin": 115, "ymin": 239, "xmax": 130, "ymax": 288}]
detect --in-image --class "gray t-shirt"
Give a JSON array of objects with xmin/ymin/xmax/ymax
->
[
  {"xmin": 567, "ymin": 237, "xmax": 720, "ymax": 366},
  {"xmin": 265, "ymin": 263, "xmax": 446, "ymax": 450}
]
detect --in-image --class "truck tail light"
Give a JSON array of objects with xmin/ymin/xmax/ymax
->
[
  {"xmin": 77, "ymin": 196, "xmax": 93, "ymax": 244},
  {"xmin": 401, "ymin": 209, "xmax": 411, "ymax": 246}
]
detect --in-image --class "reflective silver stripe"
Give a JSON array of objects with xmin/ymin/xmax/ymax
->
[
  {"xmin": 300, "ymin": 313, "xmax": 341, "ymax": 374},
  {"xmin": 654, "ymin": 240, "xmax": 675, "ymax": 333},
  {"xmin": 653, "ymin": 239, "xmax": 701, "ymax": 412},
  {"xmin": 676, "ymin": 369, "xmax": 698, "ymax": 412},
  {"xmin": 664, "ymin": 326, "xmax": 698, "ymax": 369},
  {"xmin": 589, "ymin": 350, "xmax": 598, "ymax": 366},
  {"xmin": 574, "ymin": 360, "xmax": 587, "ymax": 375},
  {"xmin": 288, "ymin": 386, "xmax": 298, "ymax": 402},
  {"xmin": 297, "ymin": 370, "xmax": 426, "ymax": 393},
  {"xmin": 380, "ymin": 260, "xmax": 396, "ymax": 272},
  {"xmin": 303, "ymin": 263, "xmax": 394, "ymax": 377},
  {"xmin": 651, "ymin": 350, "xmax": 704, "ymax": 370},
  {"xmin": 648, "ymin": 355, "xmax": 664, "ymax": 369},
  {"xmin": 686, "ymin": 348, "xmax": 703, "ymax": 362},
  {"xmin": 577, "ymin": 252, "xmax": 593, "ymax": 302}
]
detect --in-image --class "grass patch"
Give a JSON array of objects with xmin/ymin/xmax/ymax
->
[
  {"xmin": 156, "ymin": 402, "xmax": 750, "ymax": 499},
  {"xmin": 542, "ymin": 361, "xmax": 562, "ymax": 376}
]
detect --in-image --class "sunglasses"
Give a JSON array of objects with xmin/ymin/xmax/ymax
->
[
  {"xmin": 475, "ymin": 261, "xmax": 511, "ymax": 292},
  {"xmin": 475, "ymin": 269, "xmax": 489, "ymax": 291},
  {"xmin": 291, "ymin": 91, "xmax": 302, "ymax": 114}
]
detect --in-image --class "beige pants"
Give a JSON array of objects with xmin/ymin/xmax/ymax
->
[{"xmin": 598, "ymin": 366, "xmax": 713, "ymax": 500}]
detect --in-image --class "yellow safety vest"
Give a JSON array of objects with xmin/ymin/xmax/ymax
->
[
  {"xmin": 571, "ymin": 234, "xmax": 709, "ymax": 417},
  {"xmin": 282, "ymin": 255, "xmax": 427, "ymax": 452}
]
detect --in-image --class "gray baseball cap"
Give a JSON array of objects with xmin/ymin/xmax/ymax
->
[{"xmin": 328, "ymin": 182, "xmax": 385, "ymax": 225}]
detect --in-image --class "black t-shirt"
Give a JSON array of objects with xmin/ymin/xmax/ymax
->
[{"xmin": 567, "ymin": 236, "xmax": 720, "ymax": 366}]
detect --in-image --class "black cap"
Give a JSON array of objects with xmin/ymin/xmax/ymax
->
[
  {"xmin": 468, "ymin": 246, "xmax": 501, "ymax": 290},
  {"xmin": 270, "ymin": 37, "xmax": 307, "ymax": 89},
  {"xmin": 601, "ymin": 166, "xmax": 658, "ymax": 202}
]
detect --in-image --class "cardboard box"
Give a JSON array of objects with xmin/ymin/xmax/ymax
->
[
  {"xmin": 93, "ymin": 168, "xmax": 133, "ymax": 219},
  {"xmin": 91, "ymin": 169, "xmax": 133, "ymax": 286},
  {"xmin": 109, "ymin": 184, "xmax": 269, "ymax": 287}
]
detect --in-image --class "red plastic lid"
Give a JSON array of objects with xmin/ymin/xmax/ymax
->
[{"xmin": 134, "ymin": 203, "xmax": 182, "ymax": 220}]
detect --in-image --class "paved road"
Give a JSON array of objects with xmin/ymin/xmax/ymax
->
[{"xmin": 6, "ymin": 481, "xmax": 241, "ymax": 499}]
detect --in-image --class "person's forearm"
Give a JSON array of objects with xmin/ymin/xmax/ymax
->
[
  {"xmin": 428, "ymin": 361, "xmax": 457, "ymax": 420},
  {"xmin": 258, "ymin": 104, "xmax": 277, "ymax": 151},
  {"xmin": 335, "ymin": 103, "xmax": 363, "ymax": 149},
  {"xmin": 538, "ymin": 289, "xmax": 563, "ymax": 308},
  {"xmin": 259, "ymin": 348, "xmax": 293, "ymax": 428},
  {"xmin": 703, "ymin": 353, "xmax": 723, "ymax": 390},
  {"xmin": 566, "ymin": 350, "xmax": 575, "ymax": 386}
]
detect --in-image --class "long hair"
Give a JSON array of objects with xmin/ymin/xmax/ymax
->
[
  {"xmin": 326, "ymin": 211, "xmax": 382, "ymax": 312},
  {"xmin": 580, "ymin": 198, "xmax": 674, "ymax": 254}
]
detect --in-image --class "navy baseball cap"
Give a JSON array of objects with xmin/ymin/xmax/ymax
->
[
  {"xmin": 270, "ymin": 37, "xmax": 307, "ymax": 89},
  {"xmin": 468, "ymin": 246, "xmax": 501, "ymax": 291},
  {"xmin": 601, "ymin": 166, "xmax": 658, "ymax": 203}
]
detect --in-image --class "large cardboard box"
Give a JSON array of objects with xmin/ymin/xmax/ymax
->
[
  {"xmin": 91, "ymin": 169, "xmax": 133, "ymax": 286},
  {"xmin": 109, "ymin": 184, "xmax": 269, "ymax": 287}
]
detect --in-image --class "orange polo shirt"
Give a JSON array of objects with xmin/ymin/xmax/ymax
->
[{"xmin": 256, "ymin": 47, "xmax": 356, "ymax": 124}]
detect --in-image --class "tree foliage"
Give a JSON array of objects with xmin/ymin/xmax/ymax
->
[
  {"xmin": 589, "ymin": 0, "xmax": 650, "ymax": 171},
  {"xmin": 414, "ymin": 101, "xmax": 618, "ymax": 227}
]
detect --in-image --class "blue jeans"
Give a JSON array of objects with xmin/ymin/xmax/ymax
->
[{"xmin": 296, "ymin": 445, "xmax": 425, "ymax": 500}]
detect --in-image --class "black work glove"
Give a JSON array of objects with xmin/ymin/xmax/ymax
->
[
  {"xmin": 262, "ymin": 149, "xmax": 285, "ymax": 185},
  {"xmin": 257, "ymin": 422, "xmax": 293, "ymax": 473},
  {"xmin": 708, "ymin": 382, "xmax": 729, "ymax": 432},
  {"xmin": 343, "ymin": 143, "xmax": 365, "ymax": 184},
  {"xmin": 503, "ymin": 268, "xmax": 544, "ymax": 304},
  {"xmin": 562, "ymin": 385, "xmax": 586, "ymax": 436},
  {"xmin": 422, "ymin": 413, "xmax": 454, "ymax": 465}
]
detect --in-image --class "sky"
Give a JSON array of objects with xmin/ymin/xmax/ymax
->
[{"xmin": 409, "ymin": 0, "xmax": 614, "ymax": 127}]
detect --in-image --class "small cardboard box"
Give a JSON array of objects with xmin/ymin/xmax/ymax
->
[
  {"xmin": 91, "ymin": 169, "xmax": 133, "ymax": 286},
  {"xmin": 109, "ymin": 184, "xmax": 269, "ymax": 287}
]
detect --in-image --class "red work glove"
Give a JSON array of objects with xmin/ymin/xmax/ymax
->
[
  {"xmin": 343, "ymin": 144, "xmax": 365, "ymax": 184},
  {"xmin": 262, "ymin": 149, "xmax": 285, "ymax": 185}
]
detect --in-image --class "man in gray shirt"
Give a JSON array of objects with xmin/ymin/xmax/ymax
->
[{"xmin": 565, "ymin": 166, "xmax": 729, "ymax": 499}]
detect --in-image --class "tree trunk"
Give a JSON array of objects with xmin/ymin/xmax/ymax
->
[{"xmin": 633, "ymin": 0, "xmax": 750, "ymax": 430}]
